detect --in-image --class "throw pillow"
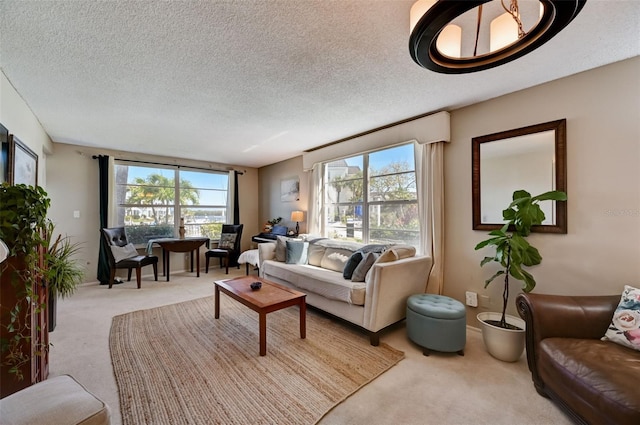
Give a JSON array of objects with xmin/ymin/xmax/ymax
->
[
  {"xmin": 351, "ymin": 252, "xmax": 379, "ymax": 282},
  {"xmin": 275, "ymin": 236, "xmax": 290, "ymax": 262},
  {"xmin": 391, "ymin": 245, "xmax": 416, "ymax": 260},
  {"xmin": 375, "ymin": 249, "xmax": 397, "ymax": 264},
  {"xmin": 218, "ymin": 233, "xmax": 237, "ymax": 249},
  {"xmin": 110, "ymin": 243, "xmax": 138, "ymax": 263},
  {"xmin": 285, "ymin": 241, "xmax": 309, "ymax": 265},
  {"xmin": 602, "ymin": 285, "xmax": 640, "ymax": 351},
  {"xmin": 343, "ymin": 251, "xmax": 364, "ymax": 279}
]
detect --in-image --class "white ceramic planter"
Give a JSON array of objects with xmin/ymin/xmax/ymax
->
[{"xmin": 477, "ymin": 312, "xmax": 526, "ymax": 362}]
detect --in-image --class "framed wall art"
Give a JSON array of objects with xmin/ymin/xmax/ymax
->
[
  {"xmin": 280, "ymin": 176, "xmax": 300, "ymax": 202},
  {"xmin": 0, "ymin": 123, "xmax": 8, "ymax": 184},
  {"xmin": 9, "ymin": 135, "xmax": 38, "ymax": 186}
]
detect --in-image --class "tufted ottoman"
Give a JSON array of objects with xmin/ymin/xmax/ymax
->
[{"xmin": 406, "ymin": 294, "xmax": 466, "ymax": 356}]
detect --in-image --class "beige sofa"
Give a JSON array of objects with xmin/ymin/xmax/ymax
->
[{"xmin": 258, "ymin": 237, "xmax": 432, "ymax": 345}]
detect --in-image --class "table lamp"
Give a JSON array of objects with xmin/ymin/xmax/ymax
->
[{"xmin": 291, "ymin": 211, "xmax": 303, "ymax": 235}]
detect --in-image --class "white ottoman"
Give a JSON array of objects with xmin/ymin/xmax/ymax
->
[{"xmin": 0, "ymin": 375, "xmax": 111, "ymax": 425}]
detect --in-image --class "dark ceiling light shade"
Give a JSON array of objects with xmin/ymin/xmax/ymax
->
[{"xmin": 409, "ymin": 0, "xmax": 587, "ymax": 74}]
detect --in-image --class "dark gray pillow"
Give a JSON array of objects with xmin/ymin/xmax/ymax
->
[
  {"xmin": 343, "ymin": 251, "xmax": 364, "ymax": 279},
  {"xmin": 286, "ymin": 241, "xmax": 309, "ymax": 264},
  {"xmin": 351, "ymin": 252, "xmax": 379, "ymax": 282}
]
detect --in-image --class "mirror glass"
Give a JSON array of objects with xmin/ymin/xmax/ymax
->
[{"xmin": 472, "ymin": 119, "xmax": 567, "ymax": 233}]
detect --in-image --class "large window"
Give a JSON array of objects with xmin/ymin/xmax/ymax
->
[
  {"xmin": 114, "ymin": 162, "xmax": 229, "ymax": 244},
  {"xmin": 323, "ymin": 144, "xmax": 418, "ymax": 246}
]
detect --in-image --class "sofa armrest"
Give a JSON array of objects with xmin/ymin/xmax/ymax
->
[
  {"xmin": 257, "ymin": 243, "xmax": 276, "ymax": 277},
  {"xmin": 363, "ymin": 255, "xmax": 433, "ymax": 332}
]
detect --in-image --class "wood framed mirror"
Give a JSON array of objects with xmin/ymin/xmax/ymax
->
[{"xmin": 472, "ymin": 119, "xmax": 567, "ymax": 233}]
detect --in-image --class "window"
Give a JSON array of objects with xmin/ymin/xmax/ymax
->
[
  {"xmin": 114, "ymin": 162, "xmax": 229, "ymax": 244},
  {"xmin": 323, "ymin": 144, "xmax": 418, "ymax": 246}
]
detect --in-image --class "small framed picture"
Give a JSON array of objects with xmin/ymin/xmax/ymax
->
[
  {"xmin": 9, "ymin": 135, "xmax": 38, "ymax": 186},
  {"xmin": 0, "ymin": 123, "xmax": 8, "ymax": 184}
]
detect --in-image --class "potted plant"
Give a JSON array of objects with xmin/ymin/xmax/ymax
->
[
  {"xmin": 43, "ymin": 221, "xmax": 85, "ymax": 331},
  {"xmin": 264, "ymin": 217, "xmax": 282, "ymax": 232},
  {"xmin": 474, "ymin": 189, "xmax": 567, "ymax": 362}
]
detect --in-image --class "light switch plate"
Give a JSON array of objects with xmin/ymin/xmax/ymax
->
[{"xmin": 465, "ymin": 291, "xmax": 478, "ymax": 307}]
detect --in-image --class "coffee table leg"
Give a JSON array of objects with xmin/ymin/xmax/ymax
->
[
  {"xmin": 259, "ymin": 313, "xmax": 267, "ymax": 356},
  {"xmin": 214, "ymin": 285, "xmax": 220, "ymax": 319},
  {"xmin": 300, "ymin": 299, "xmax": 306, "ymax": 339}
]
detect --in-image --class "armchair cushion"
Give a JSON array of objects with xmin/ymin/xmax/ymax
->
[
  {"xmin": 602, "ymin": 285, "xmax": 640, "ymax": 351},
  {"xmin": 218, "ymin": 233, "xmax": 237, "ymax": 249},
  {"xmin": 110, "ymin": 243, "xmax": 138, "ymax": 263}
]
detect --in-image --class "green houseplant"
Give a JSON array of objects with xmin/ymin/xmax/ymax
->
[
  {"xmin": 44, "ymin": 221, "xmax": 84, "ymax": 299},
  {"xmin": 474, "ymin": 189, "xmax": 567, "ymax": 361}
]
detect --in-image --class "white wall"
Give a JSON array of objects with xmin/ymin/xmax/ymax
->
[
  {"xmin": 0, "ymin": 71, "xmax": 53, "ymax": 186},
  {"xmin": 445, "ymin": 57, "xmax": 640, "ymax": 324}
]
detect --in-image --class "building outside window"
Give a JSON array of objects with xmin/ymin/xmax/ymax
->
[
  {"xmin": 113, "ymin": 162, "xmax": 229, "ymax": 245},
  {"xmin": 323, "ymin": 143, "xmax": 418, "ymax": 246}
]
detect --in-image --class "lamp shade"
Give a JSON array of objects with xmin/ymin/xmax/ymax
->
[{"xmin": 291, "ymin": 211, "xmax": 304, "ymax": 222}]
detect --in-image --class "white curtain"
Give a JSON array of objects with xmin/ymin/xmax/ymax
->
[
  {"xmin": 306, "ymin": 163, "xmax": 323, "ymax": 235},
  {"xmin": 415, "ymin": 141, "xmax": 444, "ymax": 294}
]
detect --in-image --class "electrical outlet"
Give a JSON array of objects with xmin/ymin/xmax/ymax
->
[{"xmin": 465, "ymin": 291, "xmax": 478, "ymax": 307}]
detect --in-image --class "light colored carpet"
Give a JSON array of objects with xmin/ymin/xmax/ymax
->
[
  {"xmin": 110, "ymin": 296, "xmax": 404, "ymax": 425},
  {"xmin": 49, "ymin": 268, "xmax": 573, "ymax": 425}
]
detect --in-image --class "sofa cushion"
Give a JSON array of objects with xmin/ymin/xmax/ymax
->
[
  {"xmin": 352, "ymin": 252, "xmax": 379, "ymax": 282},
  {"xmin": 375, "ymin": 245, "xmax": 416, "ymax": 264},
  {"xmin": 275, "ymin": 236, "xmax": 302, "ymax": 262},
  {"xmin": 602, "ymin": 285, "xmax": 640, "ymax": 351},
  {"xmin": 539, "ymin": 338, "xmax": 640, "ymax": 424},
  {"xmin": 343, "ymin": 251, "xmax": 363, "ymax": 279},
  {"xmin": 262, "ymin": 261, "xmax": 366, "ymax": 305},
  {"xmin": 321, "ymin": 247, "xmax": 354, "ymax": 272},
  {"xmin": 286, "ymin": 241, "xmax": 309, "ymax": 265},
  {"xmin": 307, "ymin": 240, "xmax": 327, "ymax": 266}
]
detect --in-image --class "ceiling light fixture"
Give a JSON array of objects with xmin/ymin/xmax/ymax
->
[{"xmin": 409, "ymin": 0, "xmax": 586, "ymax": 73}]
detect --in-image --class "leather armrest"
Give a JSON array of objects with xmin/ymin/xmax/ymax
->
[{"xmin": 517, "ymin": 293, "xmax": 619, "ymax": 342}]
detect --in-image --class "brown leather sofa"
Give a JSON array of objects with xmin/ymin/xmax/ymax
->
[{"xmin": 516, "ymin": 293, "xmax": 640, "ymax": 425}]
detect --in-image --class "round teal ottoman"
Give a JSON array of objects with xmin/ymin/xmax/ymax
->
[{"xmin": 406, "ymin": 294, "xmax": 466, "ymax": 356}]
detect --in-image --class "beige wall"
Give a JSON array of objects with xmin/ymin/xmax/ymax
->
[
  {"xmin": 46, "ymin": 143, "xmax": 259, "ymax": 283},
  {"xmin": 446, "ymin": 57, "xmax": 640, "ymax": 324},
  {"xmin": 1, "ymin": 72, "xmax": 53, "ymax": 186},
  {"xmin": 258, "ymin": 156, "xmax": 309, "ymax": 235}
]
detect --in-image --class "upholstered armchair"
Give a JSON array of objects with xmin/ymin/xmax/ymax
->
[
  {"xmin": 101, "ymin": 227, "xmax": 158, "ymax": 288},
  {"xmin": 205, "ymin": 224, "xmax": 243, "ymax": 274},
  {"xmin": 516, "ymin": 292, "xmax": 640, "ymax": 424}
]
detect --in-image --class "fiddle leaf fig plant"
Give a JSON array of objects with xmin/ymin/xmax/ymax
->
[{"xmin": 475, "ymin": 189, "xmax": 567, "ymax": 328}]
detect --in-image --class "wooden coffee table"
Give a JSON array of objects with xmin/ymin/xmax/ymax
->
[{"xmin": 214, "ymin": 276, "xmax": 306, "ymax": 356}]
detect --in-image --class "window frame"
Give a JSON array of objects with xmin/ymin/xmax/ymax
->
[
  {"xmin": 113, "ymin": 161, "xmax": 230, "ymax": 244},
  {"xmin": 322, "ymin": 143, "xmax": 419, "ymax": 246}
]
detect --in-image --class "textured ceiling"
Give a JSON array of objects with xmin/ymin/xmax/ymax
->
[{"xmin": 1, "ymin": 1, "xmax": 638, "ymax": 168}]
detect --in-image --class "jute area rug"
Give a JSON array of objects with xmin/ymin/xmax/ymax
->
[{"xmin": 110, "ymin": 296, "xmax": 404, "ymax": 424}]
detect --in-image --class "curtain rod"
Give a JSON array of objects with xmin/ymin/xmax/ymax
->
[{"xmin": 92, "ymin": 156, "xmax": 244, "ymax": 175}]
